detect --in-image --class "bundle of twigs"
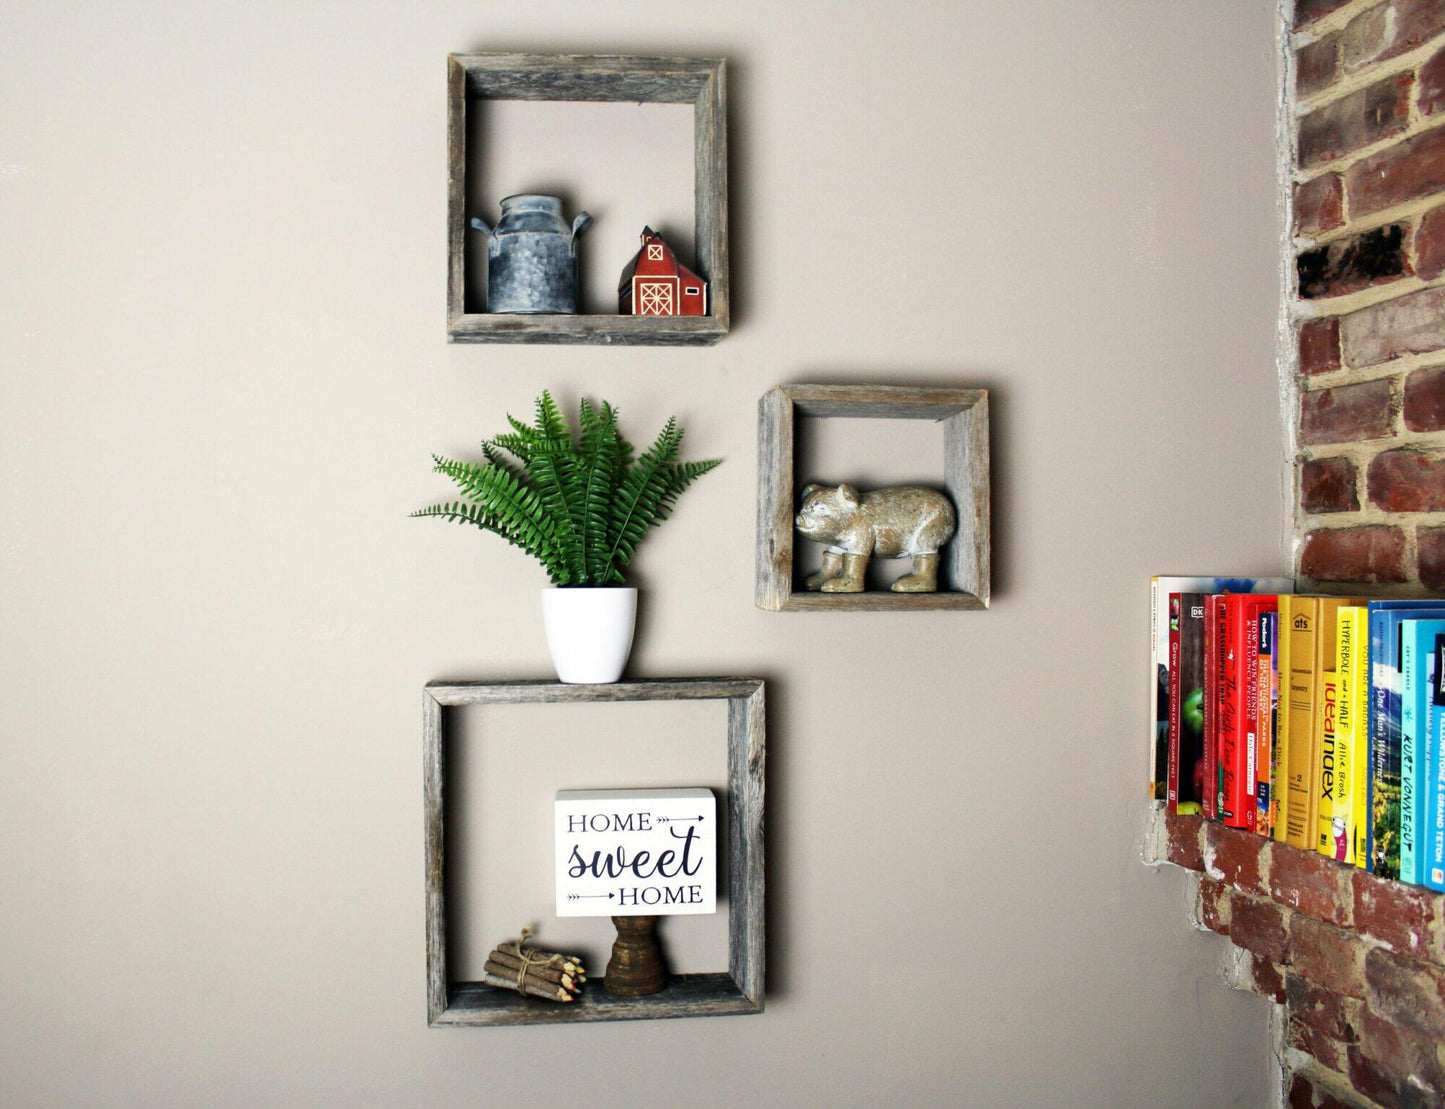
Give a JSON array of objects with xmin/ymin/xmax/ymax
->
[{"xmin": 482, "ymin": 927, "xmax": 587, "ymax": 1003}]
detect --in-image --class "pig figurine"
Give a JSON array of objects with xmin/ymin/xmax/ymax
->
[{"xmin": 795, "ymin": 483, "xmax": 957, "ymax": 593}]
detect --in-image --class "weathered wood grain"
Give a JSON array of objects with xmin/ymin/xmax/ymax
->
[
  {"xmin": 693, "ymin": 59, "xmax": 729, "ymax": 332},
  {"xmin": 423, "ymin": 678, "xmax": 765, "ymax": 1026},
  {"xmin": 755, "ymin": 384, "xmax": 991, "ymax": 611},
  {"xmin": 727, "ymin": 683, "xmax": 765, "ymax": 1006},
  {"xmin": 423, "ymin": 690, "xmax": 447, "ymax": 1024},
  {"xmin": 755, "ymin": 388, "xmax": 794, "ymax": 611},
  {"xmin": 445, "ymin": 53, "xmax": 729, "ymax": 345},
  {"xmin": 446, "ymin": 313, "xmax": 726, "ymax": 346},
  {"xmin": 438, "ymin": 973, "xmax": 758, "ymax": 1026},
  {"xmin": 944, "ymin": 397, "xmax": 991, "ymax": 608},
  {"xmin": 446, "ymin": 57, "xmax": 467, "ymax": 330},
  {"xmin": 456, "ymin": 53, "xmax": 716, "ymax": 103}
]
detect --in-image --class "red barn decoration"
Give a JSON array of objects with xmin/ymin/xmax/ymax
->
[{"xmin": 618, "ymin": 227, "xmax": 708, "ymax": 316}]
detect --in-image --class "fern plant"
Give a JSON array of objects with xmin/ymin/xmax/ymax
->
[{"xmin": 413, "ymin": 391, "xmax": 721, "ymax": 586}]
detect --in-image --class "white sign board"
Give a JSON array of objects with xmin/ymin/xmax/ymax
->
[{"xmin": 554, "ymin": 788, "xmax": 716, "ymax": 917}]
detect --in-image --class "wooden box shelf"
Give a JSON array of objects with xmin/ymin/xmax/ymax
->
[
  {"xmin": 423, "ymin": 679, "xmax": 764, "ymax": 1027},
  {"xmin": 447, "ymin": 53, "xmax": 729, "ymax": 345},
  {"xmin": 756, "ymin": 384, "xmax": 991, "ymax": 612}
]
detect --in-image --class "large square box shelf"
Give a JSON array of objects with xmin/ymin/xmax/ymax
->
[
  {"xmin": 447, "ymin": 53, "xmax": 729, "ymax": 345},
  {"xmin": 424, "ymin": 679, "xmax": 764, "ymax": 1026},
  {"xmin": 756, "ymin": 384, "xmax": 991, "ymax": 612}
]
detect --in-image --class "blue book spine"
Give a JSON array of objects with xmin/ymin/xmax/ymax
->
[
  {"xmin": 1402, "ymin": 629, "xmax": 1419, "ymax": 885},
  {"xmin": 1369, "ymin": 602, "xmax": 1445, "ymax": 881},
  {"xmin": 1428, "ymin": 635, "xmax": 1445, "ymax": 893}
]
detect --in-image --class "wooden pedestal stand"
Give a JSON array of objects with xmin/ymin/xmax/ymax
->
[{"xmin": 604, "ymin": 916, "xmax": 667, "ymax": 996}]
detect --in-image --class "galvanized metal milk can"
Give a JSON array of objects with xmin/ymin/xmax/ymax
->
[{"xmin": 470, "ymin": 195, "xmax": 593, "ymax": 314}]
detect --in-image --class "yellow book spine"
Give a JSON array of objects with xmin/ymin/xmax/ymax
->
[
  {"xmin": 1274, "ymin": 597, "xmax": 1294, "ymax": 844},
  {"xmin": 1346, "ymin": 606, "xmax": 1371, "ymax": 868},
  {"xmin": 1323, "ymin": 608, "xmax": 1356, "ymax": 861},
  {"xmin": 1285, "ymin": 597, "xmax": 1319, "ymax": 850}
]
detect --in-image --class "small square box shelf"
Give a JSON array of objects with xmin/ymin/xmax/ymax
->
[
  {"xmin": 423, "ymin": 678, "xmax": 764, "ymax": 1026},
  {"xmin": 447, "ymin": 53, "xmax": 729, "ymax": 345},
  {"xmin": 756, "ymin": 384, "xmax": 991, "ymax": 612}
]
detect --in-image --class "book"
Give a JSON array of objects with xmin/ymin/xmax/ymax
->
[
  {"xmin": 1169, "ymin": 594, "xmax": 1208, "ymax": 814},
  {"xmin": 1149, "ymin": 576, "xmax": 1293, "ymax": 801},
  {"xmin": 1205, "ymin": 595, "xmax": 1227, "ymax": 820},
  {"xmin": 1257, "ymin": 610, "xmax": 1278, "ymax": 836},
  {"xmin": 1274, "ymin": 597, "xmax": 1295, "ymax": 844},
  {"xmin": 1367, "ymin": 601, "xmax": 1445, "ymax": 880},
  {"xmin": 1429, "ymin": 634, "xmax": 1445, "ymax": 893},
  {"xmin": 1400, "ymin": 619, "xmax": 1445, "ymax": 885},
  {"xmin": 1222, "ymin": 594, "xmax": 1275, "ymax": 830},
  {"xmin": 1318, "ymin": 669, "xmax": 1343, "ymax": 860},
  {"xmin": 1283, "ymin": 596, "xmax": 1360, "ymax": 851},
  {"xmin": 1335, "ymin": 606, "xmax": 1369, "ymax": 867}
]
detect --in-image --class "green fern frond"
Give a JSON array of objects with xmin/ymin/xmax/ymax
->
[{"xmin": 416, "ymin": 394, "xmax": 720, "ymax": 586}]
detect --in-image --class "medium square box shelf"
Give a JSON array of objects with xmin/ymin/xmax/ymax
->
[
  {"xmin": 447, "ymin": 53, "xmax": 729, "ymax": 345},
  {"xmin": 423, "ymin": 679, "xmax": 764, "ymax": 1026},
  {"xmin": 756, "ymin": 384, "xmax": 991, "ymax": 612}
]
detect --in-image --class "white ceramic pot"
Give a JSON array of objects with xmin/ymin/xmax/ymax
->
[{"xmin": 541, "ymin": 587, "xmax": 638, "ymax": 684}]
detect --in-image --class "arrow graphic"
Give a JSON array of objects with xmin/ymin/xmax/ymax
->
[
  {"xmin": 566, "ymin": 893, "xmax": 614, "ymax": 901},
  {"xmin": 654, "ymin": 815, "xmax": 706, "ymax": 824}
]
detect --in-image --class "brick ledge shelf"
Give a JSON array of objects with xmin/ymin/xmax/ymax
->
[{"xmin": 1147, "ymin": 810, "xmax": 1445, "ymax": 1109}]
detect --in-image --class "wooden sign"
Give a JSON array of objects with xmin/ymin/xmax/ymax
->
[{"xmin": 555, "ymin": 788, "xmax": 716, "ymax": 916}]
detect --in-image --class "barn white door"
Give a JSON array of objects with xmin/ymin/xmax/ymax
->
[{"xmin": 637, "ymin": 280, "xmax": 675, "ymax": 315}]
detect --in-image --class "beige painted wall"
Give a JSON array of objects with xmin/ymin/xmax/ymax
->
[{"xmin": 0, "ymin": 2, "xmax": 1289, "ymax": 1105}]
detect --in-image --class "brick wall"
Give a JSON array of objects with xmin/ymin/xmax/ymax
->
[
  {"xmin": 1292, "ymin": 0, "xmax": 1445, "ymax": 594},
  {"xmin": 1154, "ymin": 813, "xmax": 1445, "ymax": 1109}
]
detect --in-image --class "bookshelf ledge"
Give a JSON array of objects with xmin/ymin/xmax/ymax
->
[{"xmin": 1144, "ymin": 806, "xmax": 1445, "ymax": 1107}]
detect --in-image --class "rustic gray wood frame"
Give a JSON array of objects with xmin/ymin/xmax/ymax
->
[
  {"xmin": 447, "ymin": 53, "xmax": 729, "ymax": 345},
  {"xmin": 423, "ymin": 678, "xmax": 764, "ymax": 1026},
  {"xmin": 756, "ymin": 384, "xmax": 991, "ymax": 612}
]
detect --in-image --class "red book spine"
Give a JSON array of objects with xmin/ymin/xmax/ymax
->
[
  {"xmin": 1203, "ymin": 596, "xmax": 1223, "ymax": 820},
  {"xmin": 1221, "ymin": 596, "xmax": 1242, "ymax": 826},
  {"xmin": 1167, "ymin": 594, "xmax": 1182, "ymax": 813},
  {"xmin": 1240, "ymin": 602, "xmax": 1264, "ymax": 832}
]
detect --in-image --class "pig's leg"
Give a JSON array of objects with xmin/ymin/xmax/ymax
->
[
  {"xmin": 892, "ymin": 552, "xmax": 940, "ymax": 593},
  {"xmin": 805, "ymin": 550, "xmax": 844, "ymax": 590},
  {"xmin": 820, "ymin": 552, "xmax": 868, "ymax": 592}
]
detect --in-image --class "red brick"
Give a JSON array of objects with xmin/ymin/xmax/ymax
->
[
  {"xmin": 1301, "ymin": 525, "xmax": 1408, "ymax": 584},
  {"xmin": 1273, "ymin": 841, "xmax": 1354, "ymax": 925},
  {"xmin": 1352, "ymin": 869, "xmax": 1441, "ymax": 958},
  {"xmin": 1404, "ymin": 365, "xmax": 1445, "ymax": 431},
  {"xmin": 1365, "ymin": 946, "xmax": 1445, "ymax": 1038},
  {"xmin": 1298, "ymin": 174, "xmax": 1347, "ymax": 236},
  {"xmin": 1232, "ymin": 893, "xmax": 1290, "ymax": 962},
  {"xmin": 1420, "ymin": 43, "xmax": 1445, "ymax": 116},
  {"xmin": 1342, "ymin": 285, "xmax": 1445, "ymax": 366},
  {"xmin": 1165, "ymin": 811, "xmax": 1205, "ymax": 871},
  {"xmin": 1419, "ymin": 526, "xmax": 1445, "ymax": 591},
  {"xmin": 1300, "ymin": 33, "xmax": 1342, "ymax": 98},
  {"xmin": 1348, "ymin": 1045, "xmax": 1438, "ymax": 1109},
  {"xmin": 1251, "ymin": 952, "xmax": 1288, "ymax": 1003},
  {"xmin": 1411, "ymin": 205, "xmax": 1445, "ymax": 279},
  {"xmin": 1298, "ymin": 224, "xmax": 1411, "ymax": 299},
  {"xmin": 1288, "ymin": 972, "xmax": 1363, "ymax": 1039},
  {"xmin": 1343, "ymin": 0, "xmax": 1445, "ymax": 71},
  {"xmin": 1299, "ymin": 379, "xmax": 1395, "ymax": 445},
  {"xmin": 1295, "ymin": 0, "xmax": 1353, "ymax": 29},
  {"xmin": 1289, "ymin": 1019, "xmax": 1352, "ymax": 1074},
  {"xmin": 1200, "ymin": 876, "xmax": 1231, "ymax": 935},
  {"xmin": 1290, "ymin": 915, "xmax": 1368, "ymax": 997},
  {"xmin": 1288, "ymin": 1069, "xmax": 1364, "ymax": 1109},
  {"xmin": 1346, "ymin": 125, "xmax": 1445, "ymax": 218},
  {"xmin": 1301, "ymin": 317, "xmax": 1343, "ymax": 375},
  {"xmin": 1205, "ymin": 821, "xmax": 1268, "ymax": 893},
  {"xmin": 1368, "ymin": 449, "xmax": 1445, "ymax": 511},
  {"xmin": 1299, "ymin": 74, "xmax": 1412, "ymax": 168},
  {"xmin": 1303, "ymin": 456, "xmax": 1361, "ymax": 514},
  {"xmin": 1359, "ymin": 1009, "xmax": 1445, "ymax": 1097}
]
